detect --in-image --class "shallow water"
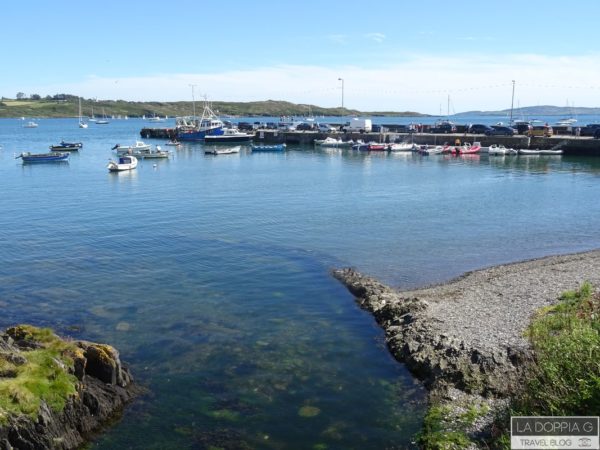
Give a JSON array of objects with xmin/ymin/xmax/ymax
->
[{"xmin": 2, "ymin": 118, "xmax": 600, "ymax": 448}]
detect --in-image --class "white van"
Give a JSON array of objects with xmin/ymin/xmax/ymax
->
[{"xmin": 344, "ymin": 118, "xmax": 372, "ymax": 133}]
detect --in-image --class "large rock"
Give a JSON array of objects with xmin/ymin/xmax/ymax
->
[{"xmin": 0, "ymin": 326, "xmax": 140, "ymax": 450}]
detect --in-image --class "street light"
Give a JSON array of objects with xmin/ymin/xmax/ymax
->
[
  {"xmin": 510, "ymin": 80, "xmax": 515, "ymax": 125},
  {"xmin": 189, "ymin": 84, "xmax": 197, "ymax": 118},
  {"xmin": 338, "ymin": 78, "xmax": 344, "ymax": 109}
]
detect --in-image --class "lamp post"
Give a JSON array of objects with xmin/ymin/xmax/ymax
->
[
  {"xmin": 189, "ymin": 84, "xmax": 197, "ymax": 118},
  {"xmin": 338, "ymin": 78, "xmax": 344, "ymax": 109},
  {"xmin": 509, "ymin": 80, "xmax": 515, "ymax": 125}
]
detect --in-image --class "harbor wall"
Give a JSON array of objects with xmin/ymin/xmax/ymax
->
[{"xmin": 139, "ymin": 127, "xmax": 600, "ymax": 155}]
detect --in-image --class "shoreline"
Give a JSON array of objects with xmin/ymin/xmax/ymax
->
[{"xmin": 333, "ymin": 249, "xmax": 600, "ymax": 445}]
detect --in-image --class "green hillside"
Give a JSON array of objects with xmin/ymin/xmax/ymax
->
[{"xmin": 0, "ymin": 96, "xmax": 425, "ymax": 118}]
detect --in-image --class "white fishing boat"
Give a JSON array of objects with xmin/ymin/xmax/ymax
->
[{"xmin": 107, "ymin": 155, "xmax": 138, "ymax": 172}]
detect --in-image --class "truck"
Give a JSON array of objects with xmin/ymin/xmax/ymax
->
[{"xmin": 343, "ymin": 118, "xmax": 372, "ymax": 133}]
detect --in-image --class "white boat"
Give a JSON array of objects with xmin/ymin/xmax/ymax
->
[
  {"xmin": 487, "ymin": 144, "xmax": 513, "ymax": 155},
  {"xmin": 204, "ymin": 146, "xmax": 241, "ymax": 155},
  {"xmin": 388, "ymin": 142, "xmax": 417, "ymax": 152},
  {"xmin": 96, "ymin": 108, "xmax": 109, "ymax": 124},
  {"xmin": 148, "ymin": 115, "xmax": 165, "ymax": 123},
  {"xmin": 131, "ymin": 146, "xmax": 170, "ymax": 159},
  {"xmin": 418, "ymin": 145, "xmax": 444, "ymax": 155},
  {"xmin": 165, "ymin": 140, "xmax": 181, "ymax": 146},
  {"xmin": 204, "ymin": 128, "xmax": 253, "ymax": 144},
  {"xmin": 112, "ymin": 141, "xmax": 151, "ymax": 155},
  {"xmin": 107, "ymin": 155, "xmax": 138, "ymax": 172},
  {"xmin": 314, "ymin": 137, "xmax": 352, "ymax": 147},
  {"xmin": 519, "ymin": 149, "xmax": 563, "ymax": 155},
  {"xmin": 23, "ymin": 121, "xmax": 38, "ymax": 128},
  {"xmin": 78, "ymin": 97, "xmax": 88, "ymax": 128}
]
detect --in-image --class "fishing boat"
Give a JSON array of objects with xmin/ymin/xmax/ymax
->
[
  {"xmin": 204, "ymin": 128, "xmax": 253, "ymax": 144},
  {"xmin": 112, "ymin": 141, "xmax": 151, "ymax": 155},
  {"xmin": 204, "ymin": 146, "xmax": 241, "ymax": 155},
  {"xmin": 23, "ymin": 121, "xmax": 38, "ymax": 128},
  {"xmin": 107, "ymin": 155, "xmax": 138, "ymax": 172},
  {"xmin": 16, "ymin": 152, "xmax": 69, "ymax": 163},
  {"xmin": 176, "ymin": 100, "xmax": 224, "ymax": 141},
  {"xmin": 250, "ymin": 143, "xmax": 286, "ymax": 152},
  {"xmin": 49, "ymin": 141, "xmax": 83, "ymax": 151}
]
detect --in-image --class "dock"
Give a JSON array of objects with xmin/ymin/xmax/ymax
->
[{"xmin": 140, "ymin": 127, "xmax": 600, "ymax": 156}]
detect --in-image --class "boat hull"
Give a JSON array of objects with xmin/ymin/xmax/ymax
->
[{"xmin": 20, "ymin": 152, "xmax": 69, "ymax": 163}]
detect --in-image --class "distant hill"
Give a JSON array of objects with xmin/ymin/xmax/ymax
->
[
  {"xmin": 455, "ymin": 105, "xmax": 600, "ymax": 116},
  {"xmin": 0, "ymin": 96, "xmax": 426, "ymax": 119}
]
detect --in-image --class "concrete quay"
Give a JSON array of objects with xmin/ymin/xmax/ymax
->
[{"xmin": 254, "ymin": 130, "xmax": 600, "ymax": 155}]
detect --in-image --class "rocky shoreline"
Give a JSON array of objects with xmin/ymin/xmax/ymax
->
[
  {"xmin": 0, "ymin": 326, "xmax": 140, "ymax": 450},
  {"xmin": 333, "ymin": 249, "xmax": 600, "ymax": 445}
]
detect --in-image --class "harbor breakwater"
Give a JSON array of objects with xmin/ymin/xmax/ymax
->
[
  {"xmin": 139, "ymin": 127, "xmax": 600, "ymax": 155},
  {"xmin": 333, "ymin": 249, "xmax": 600, "ymax": 445}
]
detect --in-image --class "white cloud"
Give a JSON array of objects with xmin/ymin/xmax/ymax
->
[
  {"xmin": 20, "ymin": 53, "xmax": 600, "ymax": 114},
  {"xmin": 365, "ymin": 32, "xmax": 386, "ymax": 43}
]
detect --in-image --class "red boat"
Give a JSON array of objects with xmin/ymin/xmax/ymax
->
[
  {"xmin": 452, "ymin": 142, "xmax": 481, "ymax": 155},
  {"xmin": 367, "ymin": 143, "xmax": 387, "ymax": 151}
]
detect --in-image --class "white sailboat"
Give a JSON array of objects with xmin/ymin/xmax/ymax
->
[
  {"xmin": 96, "ymin": 108, "xmax": 109, "ymax": 124},
  {"xmin": 78, "ymin": 98, "xmax": 88, "ymax": 128}
]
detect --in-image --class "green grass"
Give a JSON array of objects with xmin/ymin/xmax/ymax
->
[
  {"xmin": 416, "ymin": 405, "xmax": 474, "ymax": 449},
  {"xmin": 491, "ymin": 282, "xmax": 600, "ymax": 448},
  {"xmin": 520, "ymin": 281, "xmax": 600, "ymax": 415},
  {"xmin": 0, "ymin": 325, "xmax": 79, "ymax": 423}
]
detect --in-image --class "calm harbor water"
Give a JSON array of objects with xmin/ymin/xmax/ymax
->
[{"xmin": 2, "ymin": 118, "xmax": 600, "ymax": 449}]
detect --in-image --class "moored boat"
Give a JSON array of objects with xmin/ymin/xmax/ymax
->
[
  {"xmin": 250, "ymin": 143, "xmax": 286, "ymax": 152},
  {"xmin": 16, "ymin": 151, "xmax": 69, "ymax": 163},
  {"xmin": 367, "ymin": 143, "xmax": 387, "ymax": 151},
  {"xmin": 131, "ymin": 146, "xmax": 170, "ymax": 159},
  {"xmin": 418, "ymin": 145, "xmax": 444, "ymax": 155},
  {"xmin": 23, "ymin": 121, "xmax": 38, "ymax": 128},
  {"xmin": 176, "ymin": 101, "xmax": 224, "ymax": 141},
  {"xmin": 204, "ymin": 146, "xmax": 241, "ymax": 155},
  {"xmin": 112, "ymin": 141, "xmax": 151, "ymax": 155},
  {"xmin": 204, "ymin": 128, "xmax": 253, "ymax": 144},
  {"xmin": 49, "ymin": 141, "xmax": 83, "ymax": 151},
  {"xmin": 388, "ymin": 142, "xmax": 416, "ymax": 152},
  {"xmin": 107, "ymin": 155, "xmax": 138, "ymax": 172},
  {"xmin": 518, "ymin": 149, "xmax": 563, "ymax": 155},
  {"xmin": 314, "ymin": 137, "xmax": 353, "ymax": 147}
]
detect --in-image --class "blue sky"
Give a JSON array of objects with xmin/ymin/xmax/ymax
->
[{"xmin": 3, "ymin": 0, "xmax": 600, "ymax": 113}]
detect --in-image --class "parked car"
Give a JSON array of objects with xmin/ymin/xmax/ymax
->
[
  {"xmin": 514, "ymin": 123, "xmax": 533, "ymax": 135},
  {"xmin": 317, "ymin": 123, "xmax": 335, "ymax": 132},
  {"xmin": 527, "ymin": 125, "xmax": 553, "ymax": 137},
  {"xmin": 296, "ymin": 122, "xmax": 314, "ymax": 131},
  {"xmin": 468, "ymin": 124, "xmax": 494, "ymax": 134},
  {"xmin": 486, "ymin": 126, "xmax": 516, "ymax": 136},
  {"xmin": 429, "ymin": 122, "xmax": 456, "ymax": 134}
]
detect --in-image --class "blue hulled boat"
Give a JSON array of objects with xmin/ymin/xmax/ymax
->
[
  {"xmin": 16, "ymin": 152, "xmax": 69, "ymax": 163},
  {"xmin": 251, "ymin": 144, "xmax": 286, "ymax": 152},
  {"xmin": 176, "ymin": 101, "xmax": 224, "ymax": 141}
]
